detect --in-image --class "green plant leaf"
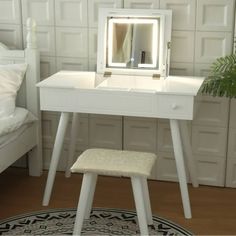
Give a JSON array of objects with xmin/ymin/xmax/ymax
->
[{"xmin": 200, "ymin": 54, "xmax": 236, "ymax": 98}]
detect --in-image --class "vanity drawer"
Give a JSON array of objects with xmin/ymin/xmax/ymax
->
[{"xmin": 157, "ymin": 95, "xmax": 194, "ymax": 120}]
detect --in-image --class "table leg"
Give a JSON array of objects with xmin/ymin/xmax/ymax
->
[
  {"xmin": 42, "ymin": 112, "xmax": 70, "ymax": 206},
  {"xmin": 170, "ymin": 119, "xmax": 192, "ymax": 219},
  {"xmin": 65, "ymin": 113, "xmax": 79, "ymax": 178},
  {"xmin": 179, "ymin": 120, "xmax": 199, "ymax": 188}
]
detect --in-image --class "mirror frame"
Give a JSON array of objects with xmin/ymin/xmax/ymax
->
[{"xmin": 97, "ymin": 8, "xmax": 172, "ymax": 77}]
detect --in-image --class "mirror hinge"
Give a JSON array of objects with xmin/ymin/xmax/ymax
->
[
  {"xmin": 167, "ymin": 41, "xmax": 171, "ymax": 49},
  {"xmin": 152, "ymin": 74, "xmax": 160, "ymax": 80},
  {"xmin": 104, "ymin": 71, "xmax": 112, "ymax": 77}
]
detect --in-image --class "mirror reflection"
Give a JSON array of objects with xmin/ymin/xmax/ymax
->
[{"xmin": 107, "ymin": 18, "xmax": 159, "ymax": 69}]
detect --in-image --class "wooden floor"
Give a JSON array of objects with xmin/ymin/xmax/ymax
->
[{"xmin": 0, "ymin": 168, "xmax": 236, "ymax": 235}]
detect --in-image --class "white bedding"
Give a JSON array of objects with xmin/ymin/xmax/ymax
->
[{"xmin": 0, "ymin": 107, "xmax": 37, "ymax": 147}]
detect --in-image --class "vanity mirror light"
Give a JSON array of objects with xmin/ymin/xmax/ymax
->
[{"xmin": 97, "ymin": 8, "xmax": 172, "ymax": 78}]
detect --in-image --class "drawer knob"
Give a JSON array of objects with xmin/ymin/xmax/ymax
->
[{"xmin": 172, "ymin": 103, "xmax": 178, "ymax": 109}]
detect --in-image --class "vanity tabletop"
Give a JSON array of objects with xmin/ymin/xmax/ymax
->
[{"xmin": 37, "ymin": 70, "xmax": 204, "ymax": 96}]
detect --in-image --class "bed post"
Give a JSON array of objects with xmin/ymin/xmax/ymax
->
[{"xmin": 26, "ymin": 18, "xmax": 43, "ymax": 176}]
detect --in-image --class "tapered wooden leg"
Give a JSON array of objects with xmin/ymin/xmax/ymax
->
[
  {"xmin": 66, "ymin": 113, "xmax": 79, "ymax": 178},
  {"xmin": 141, "ymin": 178, "xmax": 153, "ymax": 225},
  {"xmin": 179, "ymin": 120, "xmax": 199, "ymax": 188},
  {"xmin": 42, "ymin": 112, "xmax": 70, "ymax": 206},
  {"xmin": 131, "ymin": 176, "xmax": 149, "ymax": 236},
  {"xmin": 170, "ymin": 119, "xmax": 192, "ymax": 219},
  {"xmin": 73, "ymin": 173, "xmax": 97, "ymax": 236}
]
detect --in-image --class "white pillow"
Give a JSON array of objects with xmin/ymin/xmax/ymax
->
[{"xmin": 0, "ymin": 64, "xmax": 27, "ymax": 118}]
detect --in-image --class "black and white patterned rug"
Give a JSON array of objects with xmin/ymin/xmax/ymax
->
[{"xmin": 0, "ymin": 208, "xmax": 192, "ymax": 235}]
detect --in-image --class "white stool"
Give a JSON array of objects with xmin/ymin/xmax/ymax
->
[{"xmin": 71, "ymin": 148, "xmax": 157, "ymax": 236}]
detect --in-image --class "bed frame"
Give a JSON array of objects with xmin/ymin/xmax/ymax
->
[{"xmin": 0, "ymin": 18, "xmax": 42, "ymax": 176}]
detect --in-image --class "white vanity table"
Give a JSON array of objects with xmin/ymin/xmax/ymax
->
[{"xmin": 37, "ymin": 8, "xmax": 205, "ymax": 219}]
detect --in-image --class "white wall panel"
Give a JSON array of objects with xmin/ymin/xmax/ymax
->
[
  {"xmin": 42, "ymin": 146, "xmax": 53, "ymax": 170},
  {"xmin": 56, "ymin": 57, "xmax": 89, "ymax": 71},
  {"xmin": 88, "ymin": 0, "xmax": 123, "ymax": 28},
  {"xmin": 171, "ymin": 31, "xmax": 194, "ymax": 63},
  {"xmin": 89, "ymin": 59, "xmax": 97, "ymax": 71},
  {"xmin": 43, "ymin": 146, "xmax": 83, "ymax": 170},
  {"xmin": 124, "ymin": 0, "xmax": 159, "ymax": 9},
  {"xmin": 42, "ymin": 117, "xmax": 54, "ymax": 144},
  {"xmin": 197, "ymin": 0, "xmax": 235, "ymax": 32},
  {"xmin": 40, "ymin": 56, "xmax": 56, "ymax": 80},
  {"xmin": 42, "ymin": 112, "xmax": 88, "ymax": 170},
  {"xmin": 192, "ymin": 125, "xmax": 227, "ymax": 157},
  {"xmin": 56, "ymin": 27, "xmax": 88, "ymax": 57},
  {"xmin": 227, "ymin": 128, "xmax": 236, "ymax": 157},
  {"xmin": 193, "ymin": 96, "xmax": 229, "ymax": 127},
  {"xmin": 0, "ymin": 24, "xmax": 22, "ymax": 49},
  {"xmin": 194, "ymin": 63, "xmax": 211, "ymax": 77},
  {"xmin": 55, "ymin": 0, "xmax": 87, "ymax": 27},
  {"xmin": 157, "ymin": 120, "xmax": 173, "ymax": 153},
  {"xmin": 195, "ymin": 32, "xmax": 233, "ymax": 63},
  {"xmin": 89, "ymin": 115, "xmax": 122, "ymax": 149},
  {"xmin": 226, "ymin": 157, "xmax": 236, "ymax": 187},
  {"xmin": 229, "ymin": 99, "xmax": 236, "ymax": 128},
  {"xmin": 123, "ymin": 117, "xmax": 157, "ymax": 152},
  {"xmin": 42, "ymin": 111, "xmax": 60, "ymax": 145},
  {"xmin": 89, "ymin": 28, "xmax": 98, "ymax": 59},
  {"xmin": 195, "ymin": 155, "xmax": 226, "ymax": 186},
  {"xmin": 0, "ymin": 0, "xmax": 21, "ymax": 24},
  {"xmin": 156, "ymin": 152, "xmax": 178, "ymax": 182},
  {"xmin": 226, "ymin": 101, "xmax": 236, "ymax": 187},
  {"xmin": 23, "ymin": 26, "xmax": 55, "ymax": 56},
  {"xmin": 160, "ymin": 0, "xmax": 196, "ymax": 30},
  {"xmin": 170, "ymin": 62, "xmax": 194, "ymax": 76},
  {"xmin": 42, "ymin": 147, "xmax": 51, "ymax": 169},
  {"xmin": 64, "ymin": 116, "xmax": 89, "ymax": 149},
  {"xmin": 21, "ymin": 0, "xmax": 54, "ymax": 26}
]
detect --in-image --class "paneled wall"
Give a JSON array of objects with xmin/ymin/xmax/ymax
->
[
  {"xmin": 226, "ymin": 10, "xmax": 236, "ymax": 187},
  {"xmin": 0, "ymin": 0, "xmax": 235, "ymax": 186}
]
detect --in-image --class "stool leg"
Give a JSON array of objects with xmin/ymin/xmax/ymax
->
[
  {"xmin": 131, "ymin": 176, "xmax": 149, "ymax": 236},
  {"xmin": 84, "ymin": 174, "xmax": 98, "ymax": 219},
  {"xmin": 141, "ymin": 178, "xmax": 153, "ymax": 225},
  {"xmin": 73, "ymin": 173, "xmax": 97, "ymax": 236}
]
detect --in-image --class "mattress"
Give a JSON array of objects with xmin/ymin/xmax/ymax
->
[{"xmin": 0, "ymin": 107, "xmax": 37, "ymax": 148}]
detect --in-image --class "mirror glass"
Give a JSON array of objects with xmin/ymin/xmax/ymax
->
[
  {"xmin": 97, "ymin": 8, "xmax": 172, "ymax": 76},
  {"xmin": 107, "ymin": 18, "xmax": 159, "ymax": 69}
]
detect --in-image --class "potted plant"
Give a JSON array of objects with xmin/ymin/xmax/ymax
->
[{"xmin": 200, "ymin": 54, "xmax": 236, "ymax": 98}]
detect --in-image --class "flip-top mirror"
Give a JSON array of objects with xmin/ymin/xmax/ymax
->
[{"xmin": 97, "ymin": 8, "xmax": 172, "ymax": 77}]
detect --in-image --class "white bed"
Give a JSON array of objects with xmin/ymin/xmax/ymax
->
[{"xmin": 0, "ymin": 18, "xmax": 42, "ymax": 176}]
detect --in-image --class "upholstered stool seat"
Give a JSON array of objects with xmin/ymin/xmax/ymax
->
[{"xmin": 71, "ymin": 148, "xmax": 157, "ymax": 236}]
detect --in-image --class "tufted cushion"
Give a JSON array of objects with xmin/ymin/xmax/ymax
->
[{"xmin": 71, "ymin": 148, "xmax": 157, "ymax": 177}]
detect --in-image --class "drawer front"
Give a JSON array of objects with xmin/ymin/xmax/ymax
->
[
  {"xmin": 40, "ymin": 88, "xmax": 158, "ymax": 117},
  {"xmin": 40, "ymin": 88, "xmax": 195, "ymax": 120},
  {"xmin": 157, "ymin": 95, "xmax": 194, "ymax": 120}
]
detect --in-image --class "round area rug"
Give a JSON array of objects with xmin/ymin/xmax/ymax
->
[{"xmin": 0, "ymin": 208, "xmax": 192, "ymax": 235}]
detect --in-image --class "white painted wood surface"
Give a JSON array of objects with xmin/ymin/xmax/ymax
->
[
  {"xmin": 0, "ymin": 18, "xmax": 42, "ymax": 176},
  {"xmin": 124, "ymin": 0, "xmax": 160, "ymax": 9},
  {"xmin": 0, "ymin": 0, "xmax": 235, "ymax": 187},
  {"xmin": 37, "ymin": 71, "xmax": 204, "ymax": 219}
]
